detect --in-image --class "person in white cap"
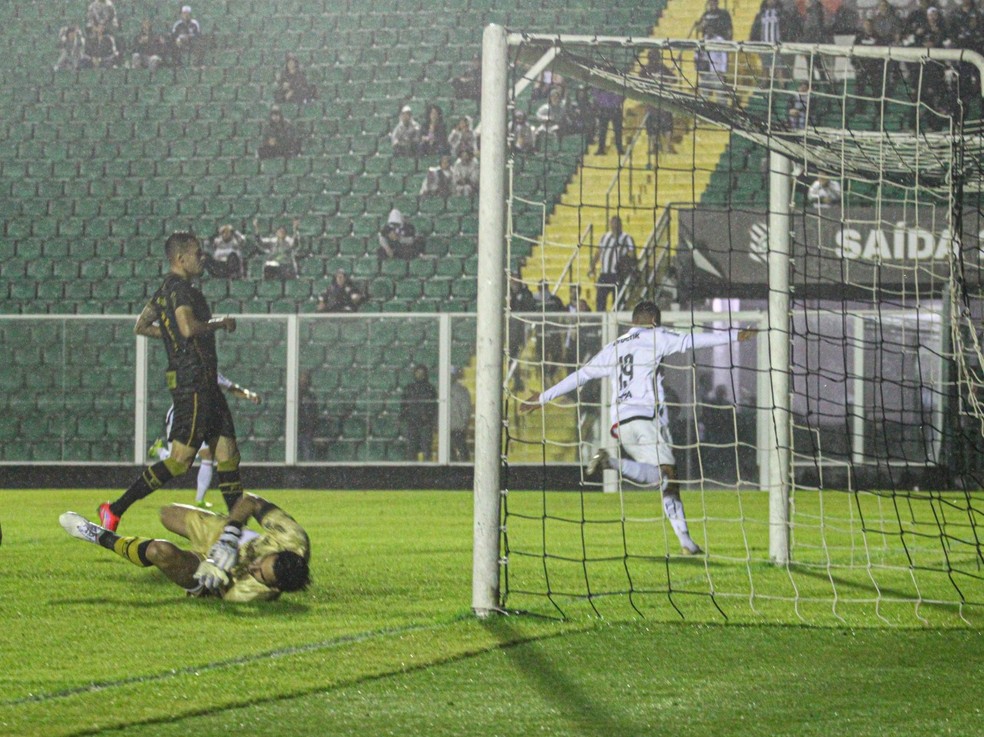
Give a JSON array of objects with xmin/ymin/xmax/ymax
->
[
  {"xmin": 377, "ymin": 208, "xmax": 423, "ymax": 260},
  {"xmin": 391, "ymin": 104, "xmax": 421, "ymax": 156},
  {"xmin": 171, "ymin": 5, "xmax": 203, "ymax": 66}
]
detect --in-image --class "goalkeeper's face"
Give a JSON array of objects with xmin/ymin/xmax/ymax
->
[
  {"xmin": 248, "ymin": 555, "xmax": 280, "ymax": 589},
  {"xmin": 248, "ymin": 552, "xmax": 311, "ymax": 593}
]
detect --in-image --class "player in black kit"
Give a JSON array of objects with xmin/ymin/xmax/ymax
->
[{"xmin": 98, "ymin": 232, "xmax": 245, "ymax": 533}]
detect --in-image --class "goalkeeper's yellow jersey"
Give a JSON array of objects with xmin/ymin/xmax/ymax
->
[{"xmin": 222, "ymin": 507, "xmax": 310, "ymax": 603}]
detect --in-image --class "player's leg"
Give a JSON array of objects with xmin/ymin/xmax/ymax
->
[
  {"xmin": 195, "ymin": 445, "xmax": 215, "ymax": 507},
  {"xmin": 59, "ymin": 511, "xmax": 201, "ymax": 591},
  {"xmin": 204, "ymin": 390, "xmax": 245, "ymax": 512},
  {"xmin": 100, "ymin": 393, "xmax": 203, "ymax": 530},
  {"xmin": 211, "ymin": 435, "xmax": 244, "ymax": 512},
  {"xmin": 617, "ymin": 421, "xmax": 702, "ymax": 554},
  {"xmin": 99, "ymin": 439, "xmax": 197, "ymax": 531}
]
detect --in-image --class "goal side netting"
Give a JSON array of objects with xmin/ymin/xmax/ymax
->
[{"xmin": 473, "ymin": 27, "xmax": 984, "ymax": 625}]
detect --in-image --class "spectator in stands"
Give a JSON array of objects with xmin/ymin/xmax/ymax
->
[
  {"xmin": 171, "ymin": 5, "xmax": 204, "ymax": 67},
  {"xmin": 297, "ymin": 370, "xmax": 321, "ymax": 462},
  {"xmin": 787, "ymin": 100, "xmax": 807, "ymax": 130},
  {"xmin": 646, "ymin": 103, "xmax": 676, "ymax": 161},
  {"xmin": 696, "ymin": 36, "xmax": 729, "ymax": 104},
  {"xmin": 316, "ymin": 269, "xmax": 365, "ymax": 313},
  {"xmin": 508, "ymin": 271, "xmax": 536, "ymax": 391},
  {"xmin": 781, "ymin": 82, "xmax": 809, "ymax": 131},
  {"xmin": 534, "ymin": 280, "xmax": 566, "ymax": 312},
  {"xmin": 419, "ymin": 104, "xmax": 450, "ymax": 156},
  {"xmin": 533, "ymin": 87, "xmax": 567, "ymax": 150},
  {"xmin": 951, "ymin": 0, "xmax": 984, "ymax": 52},
  {"xmin": 871, "ymin": 0, "xmax": 903, "ymax": 44},
  {"xmin": 531, "ymin": 70, "xmax": 564, "ymax": 102},
  {"xmin": 274, "ymin": 53, "xmax": 317, "ymax": 105},
  {"xmin": 751, "ymin": 0, "xmax": 794, "ymax": 85},
  {"xmin": 830, "ymin": 0, "xmax": 860, "ymax": 36},
  {"xmin": 807, "ymin": 175, "xmax": 841, "ymax": 208},
  {"xmin": 853, "ymin": 18, "xmax": 885, "ymax": 110},
  {"xmin": 593, "ymin": 87, "xmax": 625, "ymax": 156},
  {"xmin": 590, "ymin": 215, "xmax": 636, "ymax": 312},
  {"xmin": 449, "ymin": 366, "xmax": 472, "ymax": 462},
  {"xmin": 54, "ymin": 25, "xmax": 91, "ymax": 71},
  {"xmin": 691, "ymin": 0, "xmax": 733, "ymax": 40},
  {"xmin": 131, "ymin": 19, "xmax": 169, "ymax": 71},
  {"xmin": 377, "ymin": 209, "xmax": 423, "ymax": 260},
  {"xmin": 258, "ymin": 105, "xmax": 301, "ymax": 159},
  {"xmin": 401, "ymin": 365, "xmax": 438, "ymax": 462},
  {"xmin": 451, "ymin": 54, "xmax": 482, "ymax": 103},
  {"xmin": 391, "ymin": 105, "xmax": 421, "ymax": 156},
  {"xmin": 420, "ymin": 154, "xmax": 454, "ymax": 198},
  {"xmin": 510, "ymin": 109, "xmax": 535, "ymax": 154},
  {"xmin": 921, "ymin": 7, "xmax": 950, "ymax": 48},
  {"xmin": 534, "ymin": 282, "xmax": 566, "ymax": 378},
  {"xmin": 903, "ymin": 0, "xmax": 934, "ymax": 44},
  {"xmin": 253, "ymin": 217, "xmax": 300, "ymax": 280},
  {"xmin": 86, "ymin": 0, "xmax": 118, "ymax": 34},
  {"xmin": 451, "ymin": 147, "xmax": 479, "ymax": 198},
  {"xmin": 87, "ymin": 23, "xmax": 120, "ymax": 68},
  {"xmin": 799, "ymin": 0, "xmax": 832, "ymax": 82},
  {"xmin": 205, "ymin": 224, "xmax": 247, "ymax": 279},
  {"xmin": 566, "ymin": 87, "xmax": 597, "ymax": 149},
  {"xmin": 950, "ymin": 0, "xmax": 983, "ymax": 104},
  {"xmin": 448, "ymin": 115, "xmax": 478, "ymax": 159}
]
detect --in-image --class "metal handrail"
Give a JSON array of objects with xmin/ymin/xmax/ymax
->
[{"xmin": 615, "ymin": 202, "xmax": 674, "ymax": 309}]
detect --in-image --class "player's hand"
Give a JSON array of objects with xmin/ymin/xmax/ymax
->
[
  {"xmin": 193, "ymin": 559, "xmax": 230, "ymax": 593},
  {"xmin": 206, "ymin": 523, "xmax": 242, "ymax": 571},
  {"xmin": 222, "ymin": 316, "xmax": 237, "ymax": 333},
  {"xmin": 518, "ymin": 392, "xmax": 542, "ymax": 415},
  {"xmin": 244, "ymin": 389, "xmax": 262, "ymax": 405}
]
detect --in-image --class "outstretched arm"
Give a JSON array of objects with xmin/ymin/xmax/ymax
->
[{"xmin": 519, "ymin": 352, "xmax": 610, "ymax": 414}]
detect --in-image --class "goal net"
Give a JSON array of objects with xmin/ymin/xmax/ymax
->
[{"xmin": 473, "ymin": 27, "xmax": 984, "ymax": 626}]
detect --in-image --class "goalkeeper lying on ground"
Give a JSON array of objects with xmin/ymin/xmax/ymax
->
[{"xmin": 60, "ymin": 493, "xmax": 310, "ymax": 602}]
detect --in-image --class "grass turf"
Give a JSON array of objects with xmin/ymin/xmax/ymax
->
[{"xmin": 0, "ymin": 488, "xmax": 981, "ymax": 737}]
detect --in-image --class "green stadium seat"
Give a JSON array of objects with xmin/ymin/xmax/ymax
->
[{"xmin": 396, "ymin": 280, "xmax": 422, "ymax": 300}]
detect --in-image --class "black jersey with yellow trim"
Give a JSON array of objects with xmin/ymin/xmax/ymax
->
[{"xmin": 147, "ymin": 273, "xmax": 219, "ymax": 393}]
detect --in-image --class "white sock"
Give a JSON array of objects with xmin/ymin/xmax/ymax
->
[
  {"xmin": 157, "ymin": 445, "xmax": 171, "ymax": 461},
  {"xmin": 663, "ymin": 495, "xmax": 699, "ymax": 552},
  {"xmin": 196, "ymin": 460, "xmax": 215, "ymax": 502}
]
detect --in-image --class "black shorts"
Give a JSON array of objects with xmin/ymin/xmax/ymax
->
[{"xmin": 168, "ymin": 387, "xmax": 236, "ymax": 450}]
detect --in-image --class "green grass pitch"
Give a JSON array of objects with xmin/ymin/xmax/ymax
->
[{"xmin": 0, "ymin": 488, "xmax": 981, "ymax": 737}]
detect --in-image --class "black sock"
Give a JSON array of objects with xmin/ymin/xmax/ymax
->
[
  {"xmin": 218, "ymin": 469, "xmax": 243, "ymax": 512},
  {"xmin": 110, "ymin": 461, "xmax": 175, "ymax": 517}
]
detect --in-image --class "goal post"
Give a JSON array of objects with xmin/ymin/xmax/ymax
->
[
  {"xmin": 472, "ymin": 23, "xmax": 508, "ymax": 617},
  {"xmin": 474, "ymin": 28, "xmax": 984, "ymax": 623}
]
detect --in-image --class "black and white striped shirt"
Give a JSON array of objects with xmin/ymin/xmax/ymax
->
[{"xmin": 598, "ymin": 230, "xmax": 635, "ymax": 276}]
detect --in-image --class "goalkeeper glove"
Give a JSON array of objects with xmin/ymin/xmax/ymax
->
[
  {"xmin": 206, "ymin": 523, "xmax": 243, "ymax": 571},
  {"xmin": 193, "ymin": 559, "xmax": 230, "ymax": 593}
]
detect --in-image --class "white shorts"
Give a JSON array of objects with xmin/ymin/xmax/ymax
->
[{"xmin": 614, "ymin": 418, "xmax": 675, "ymax": 468}]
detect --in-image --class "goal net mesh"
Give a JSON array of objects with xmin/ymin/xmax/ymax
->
[{"xmin": 498, "ymin": 35, "xmax": 984, "ymax": 625}]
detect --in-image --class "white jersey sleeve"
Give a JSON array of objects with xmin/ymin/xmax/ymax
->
[
  {"xmin": 538, "ymin": 344, "xmax": 615, "ymax": 404},
  {"xmin": 216, "ymin": 372, "xmax": 233, "ymax": 390}
]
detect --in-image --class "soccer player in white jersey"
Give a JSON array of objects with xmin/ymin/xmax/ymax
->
[
  {"xmin": 521, "ymin": 301, "xmax": 755, "ymax": 555},
  {"xmin": 149, "ymin": 373, "xmax": 261, "ymax": 509}
]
